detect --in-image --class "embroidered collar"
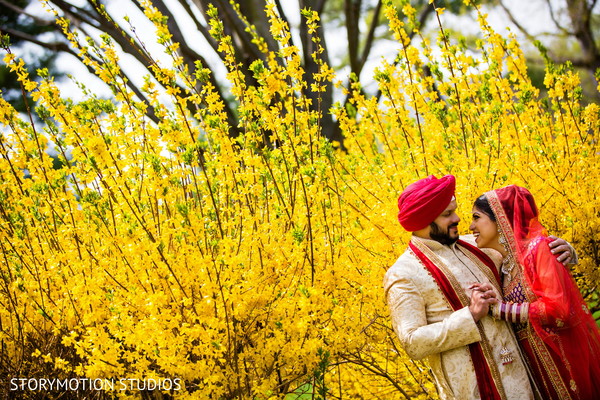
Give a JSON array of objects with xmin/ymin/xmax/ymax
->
[{"xmin": 411, "ymin": 235, "xmax": 459, "ymax": 251}]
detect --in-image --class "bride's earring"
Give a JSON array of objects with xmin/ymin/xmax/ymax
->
[
  {"xmin": 498, "ymin": 228, "xmax": 507, "ymax": 247},
  {"xmin": 498, "ymin": 228, "xmax": 515, "ymax": 275}
]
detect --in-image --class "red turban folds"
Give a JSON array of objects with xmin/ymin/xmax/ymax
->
[{"xmin": 397, "ymin": 175, "xmax": 456, "ymax": 231}]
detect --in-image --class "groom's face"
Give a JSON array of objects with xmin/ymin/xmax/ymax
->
[{"xmin": 429, "ymin": 199, "xmax": 460, "ymax": 245}]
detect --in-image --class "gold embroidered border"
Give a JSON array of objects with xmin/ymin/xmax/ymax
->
[
  {"xmin": 410, "ymin": 237, "xmax": 508, "ymax": 400},
  {"xmin": 486, "ymin": 190, "xmax": 538, "ymax": 304},
  {"xmin": 411, "ymin": 237, "xmax": 470, "ymax": 305},
  {"xmin": 408, "ymin": 246, "xmax": 454, "ymax": 312},
  {"xmin": 458, "ymin": 243, "xmax": 502, "ymax": 294},
  {"xmin": 527, "ymin": 326, "xmax": 572, "ymax": 399},
  {"xmin": 485, "ymin": 190, "xmax": 522, "ymax": 265}
]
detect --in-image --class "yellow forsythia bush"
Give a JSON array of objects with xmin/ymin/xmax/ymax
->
[{"xmin": 0, "ymin": 0, "xmax": 598, "ymax": 398}]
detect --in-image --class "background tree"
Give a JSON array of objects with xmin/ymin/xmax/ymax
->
[
  {"xmin": 1, "ymin": 0, "xmax": 476, "ymax": 148},
  {"xmin": 4, "ymin": 1, "xmax": 599, "ymax": 114},
  {"xmin": 489, "ymin": 0, "xmax": 600, "ymax": 101},
  {"xmin": 0, "ymin": 0, "xmax": 65, "ymax": 113}
]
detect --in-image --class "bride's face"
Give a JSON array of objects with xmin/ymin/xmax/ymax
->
[{"xmin": 469, "ymin": 207, "xmax": 500, "ymax": 250}]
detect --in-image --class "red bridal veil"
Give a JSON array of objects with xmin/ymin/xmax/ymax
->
[{"xmin": 489, "ymin": 185, "xmax": 600, "ymax": 399}]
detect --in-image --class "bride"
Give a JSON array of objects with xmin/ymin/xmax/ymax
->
[{"xmin": 469, "ymin": 185, "xmax": 600, "ymax": 400}]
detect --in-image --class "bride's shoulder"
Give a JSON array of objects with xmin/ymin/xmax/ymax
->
[{"xmin": 524, "ymin": 235, "xmax": 550, "ymax": 256}]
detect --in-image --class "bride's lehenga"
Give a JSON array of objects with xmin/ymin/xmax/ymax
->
[{"xmin": 486, "ymin": 186, "xmax": 600, "ymax": 400}]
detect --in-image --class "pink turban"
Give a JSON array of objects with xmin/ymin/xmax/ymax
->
[{"xmin": 397, "ymin": 175, "xmax": 456, "ymax": 231}]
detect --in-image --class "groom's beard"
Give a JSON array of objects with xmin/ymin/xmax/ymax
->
[{"xmin": 430, "ymin": 221, "xmax": 459, "ymax": 245}]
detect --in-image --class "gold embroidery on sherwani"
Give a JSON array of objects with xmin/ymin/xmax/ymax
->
[
  {"xmin": 459, "ymin": 244, "xmax": 502, "ymax": 294},
  {"xmin": 411, "ymin": 237, "xmax": 508, "ymax": 400}
]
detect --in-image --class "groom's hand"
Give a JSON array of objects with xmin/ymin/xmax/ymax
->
[
  {"xmin": 548, "ymin": 235, "xmax": 576, "ymax": 265},
  {"xmin": 468, "ymin": 283, "xmax": 497, "ymax": 322}
]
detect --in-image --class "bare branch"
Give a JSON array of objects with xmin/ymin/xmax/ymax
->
[
  {"xmin": 565, "ymin": 0, "xmax": 600, "ymax": 70},
  {"xmin": 359, "ymin": 0, "xmax": 383, "ymax": 74},
  {"xmin": 497, "ymin": 0, "xmax": 540, "ymax": 42},
  {"xmin": 0, "ymin": 26, "xmax": 74, "ymax": 55},
  {"xmin": 49, "ymin": 0, "xmax": 112, "ymax": 30},
  {"xmin": 0, "ymin": 0, "xmax": 55, "ymax": 26},
  {"xmin": 543, "ymin": 0, "xmax": 574, "ymax": 35},
  {"xmin": 171, "ymin": 0, "xmax": 220, "ymax": 54}
]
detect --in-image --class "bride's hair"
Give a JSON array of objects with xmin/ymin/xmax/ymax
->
[{"xmin": 474, "ymin": 194, "xmax": 495, "ymax": 222}]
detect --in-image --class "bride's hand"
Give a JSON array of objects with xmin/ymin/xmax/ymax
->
[{"xmin": 468, "ymin": 283, "xmax": 497, "ymax": 322}]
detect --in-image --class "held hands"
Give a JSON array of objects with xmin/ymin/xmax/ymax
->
[{"xmin": 468, "ymin": 283, "xmax": 498, "ymax": 322}]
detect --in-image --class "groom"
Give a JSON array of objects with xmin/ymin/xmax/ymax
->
[{"xmin": 383, "ymin": 175, "xmax": 574, "ymax": 400}]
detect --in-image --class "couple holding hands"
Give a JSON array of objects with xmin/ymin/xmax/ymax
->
[{"xmin": 384, "ymin": 175, "xmax": 600, "ymax": 400}]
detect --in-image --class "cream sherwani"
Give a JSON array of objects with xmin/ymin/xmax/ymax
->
[{"xmin": 383, "ymin": 235, "xmax": 534, "ymax": 400}]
